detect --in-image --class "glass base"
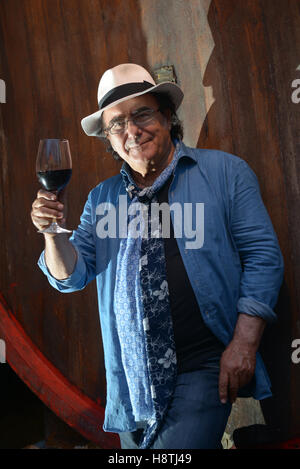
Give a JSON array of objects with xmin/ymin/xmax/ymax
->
[{"xmin": 38, "ymin": 221, "xmax": 72, "ymax": 234}]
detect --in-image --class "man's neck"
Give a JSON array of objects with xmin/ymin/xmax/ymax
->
[
  {"xmin": 130, "ymin": 168, "xmax": 160, "ymax": 188},
  {"xmin": 129, "ymin": 144, "xmax": 175, "ymax": 188}
]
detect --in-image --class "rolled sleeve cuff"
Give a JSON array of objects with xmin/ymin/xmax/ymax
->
[
  {"xmin": 237, "ymin": 297, "xmax": 277, "ymax": 323},
  {"xmin": 37, "ymin": 244, "xmax": 87, "ymax": 292}
]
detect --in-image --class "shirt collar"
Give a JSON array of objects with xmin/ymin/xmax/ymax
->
[
  {"xmin": 176, "ymin": 140, "xmax": 198, "ymax": 163},
  {"xmin": 120, "ymin": 140, "xmax": 196, "ymax": 190}
]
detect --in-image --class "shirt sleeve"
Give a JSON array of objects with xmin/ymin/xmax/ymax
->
[
  {"xmin": 37, "ymin": 190, "xmax": 97, "ymax": 293},
  {"xmin": 229, "ymin": 159, "xmax": 284, "ymax": 323}
]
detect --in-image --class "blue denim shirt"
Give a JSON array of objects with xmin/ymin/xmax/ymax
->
[{"xmin": 38, "ymin": 141, "xmax": 284, "ymax": 434}]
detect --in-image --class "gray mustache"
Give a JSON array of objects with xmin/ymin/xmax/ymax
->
[{"xmin": 125, "ymin": 139, "xmax": 142, "ymax": 150}]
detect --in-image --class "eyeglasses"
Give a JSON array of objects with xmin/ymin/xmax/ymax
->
[{"xmin": 103, "ymin": 108, "xmax": 161, "ymax": 135}]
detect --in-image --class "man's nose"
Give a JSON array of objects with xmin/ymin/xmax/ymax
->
[{"xmin": 126, "ymin": 119, "xmax": 142, "ymax": 137}]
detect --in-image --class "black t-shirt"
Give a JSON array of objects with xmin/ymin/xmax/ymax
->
[{"xmin": 156, "ymin": 176, "xmax": 225, "ymax": 374}]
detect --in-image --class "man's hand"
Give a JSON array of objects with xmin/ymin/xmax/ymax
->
[
  {"xmin": 219, "ymin": 338, "xmax": 256, "ymax": 404},
  {"xmin": 31, "ymin": 188, "xmax": 67, "ymax": 233},
  {"xmin": 218, "ymin": 313, "xmax": 266, "ymax": 404}
]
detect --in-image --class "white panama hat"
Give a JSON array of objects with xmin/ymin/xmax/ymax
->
[{"xmin": 81, "ymin": 63, "xmax": 184, "ymax": 137}]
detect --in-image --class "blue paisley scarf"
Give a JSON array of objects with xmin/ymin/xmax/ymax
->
[{"xmin": 114, "ymin": 141, "xmax": 180, "ymax": 448}]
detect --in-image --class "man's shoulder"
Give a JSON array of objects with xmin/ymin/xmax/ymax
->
[
  {"xmin": 181, "ymin": 142, "xmax": 245, "ymax": 167},
  {"xmin": 88, "ymin": 173, "xmax": 123, "ymax": 203}
]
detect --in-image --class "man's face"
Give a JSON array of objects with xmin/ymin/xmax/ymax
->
[{"xmin": 102, "ymin": 94, "xmax": 173, "ymax": 175}]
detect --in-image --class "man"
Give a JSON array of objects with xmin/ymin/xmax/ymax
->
[{"xmin": 31, "ymin": 63, "xmax": 284, "ymax": 449}]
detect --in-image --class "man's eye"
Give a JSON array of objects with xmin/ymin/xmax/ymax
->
[
  {"xmin": 112, "ymin": 121, "xmax": 125, "ymax": 129},
  {"xmin": 135, "ymin": 111, "xmax": 151, "ymax": 121}
]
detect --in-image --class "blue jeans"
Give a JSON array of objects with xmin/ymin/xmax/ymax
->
[{"xmin": 119, "ymin": 364, "xmax": 232, "ymax": 449}]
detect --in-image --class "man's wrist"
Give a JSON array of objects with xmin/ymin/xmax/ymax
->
[{"xmin": 232, "ymin": 312, "xmax": 266, "ymax": 350}]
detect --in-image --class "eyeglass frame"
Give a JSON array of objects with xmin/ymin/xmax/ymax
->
[{"xmin": 102, "ymin": 107, "xmax": 162, "ymax": 136}]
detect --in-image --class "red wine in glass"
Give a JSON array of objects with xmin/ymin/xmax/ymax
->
[
  {"xmin": 37, "ymin": 169, "xmax": 72, "ymax": 192},
  {"xmin": 36, "ymin": 139, "xmax": 72, "ymax": 234}
]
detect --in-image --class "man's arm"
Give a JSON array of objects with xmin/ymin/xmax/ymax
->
[
  {"xmin": 32, "ymin": 188, "xmax": 97, "ymax": 292},
  {"xmin": 219, "ymin": 313, "xmax": 266, "ymax": 404},
  {"xmin": 218, "ymin": 158, "xmax": 284, "ymax": 403},
  {"xmin": 44, "ymin": 233, "xmax": 77, "ymax": 280},
  {"xmin": 32, "ymin": 189, "xmax": 77, "ymax": 280}
]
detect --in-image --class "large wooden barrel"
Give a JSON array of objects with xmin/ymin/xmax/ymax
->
[{"xmin": 0, "ymin": 0, "xmax": 299, "ymax": 447}]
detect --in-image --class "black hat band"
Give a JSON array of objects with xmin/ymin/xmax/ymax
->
[{"xmin": 98, "ymin": 81, "xmax": 154, "ymax": 110}]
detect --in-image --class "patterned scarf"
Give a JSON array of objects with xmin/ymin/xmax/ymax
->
[{"xmin": 114, "ymin": 141, "xmax": 180, "ymax": 448}]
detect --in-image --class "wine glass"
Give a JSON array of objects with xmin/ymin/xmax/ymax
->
[{"xmin": 36, "ymin": 139, "xmax": 72, "ymax": 234}]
